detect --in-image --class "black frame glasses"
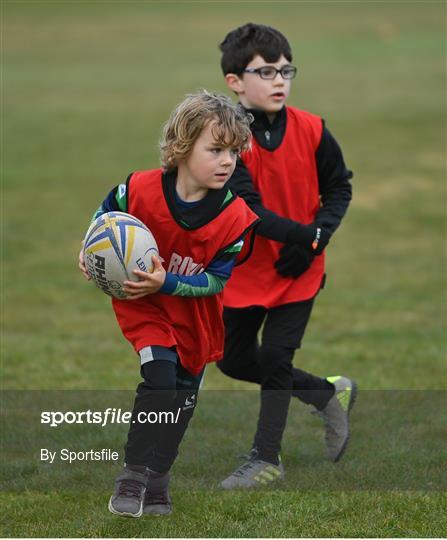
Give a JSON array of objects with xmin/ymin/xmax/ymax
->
[{"xmin": 243, "ymin": 65, "xmax": 297, "ymax": 80}]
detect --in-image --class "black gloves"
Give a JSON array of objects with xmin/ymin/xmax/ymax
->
[
  {"xmin": 274, "ymin": 244, "xmax": 315, "ymax": 278},
  {"xmin": 275, "ymin": 222, "xmax": 331, "ymax": 278},
  {"xmin": 287, "ymin": 223, "xmax": 331, "ymax": 255}
]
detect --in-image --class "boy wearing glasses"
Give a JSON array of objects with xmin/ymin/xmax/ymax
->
[{"xmin": 216, "ymin": 23, "xmax": 356, "ymax": 488}]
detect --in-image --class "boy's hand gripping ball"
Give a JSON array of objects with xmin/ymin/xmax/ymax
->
[{"xmin": 82, "ymin": 212, "xmax": 159, "ymax": 299}]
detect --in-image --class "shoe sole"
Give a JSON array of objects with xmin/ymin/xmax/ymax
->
[
  {"xmin": 108, "ymin": 495, "xmax": 143, "ymax": 518},
  {"xmin": 332, "ymin": 380, "xmax": 358, "ymax": 463}
]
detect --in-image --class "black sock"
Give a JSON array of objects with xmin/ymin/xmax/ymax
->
[
  {"xmin": 255, "ymin": 450, "xmax": 280, "ymax": 466},
  {"xmin": 292, "ymin": 368, "xmax": 335, "ymax": 409},
  {"xmin": 249, "ymin": 447, "xmax": 279, "ymax": 466}
]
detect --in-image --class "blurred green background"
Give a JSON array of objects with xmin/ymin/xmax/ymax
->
[{"xmin": 2, "ymin": 0, "xmax": 446, "ymax": 537}]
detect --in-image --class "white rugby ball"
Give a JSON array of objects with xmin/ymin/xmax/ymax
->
[{"xmin": 83, "ymin": 211, "xmax": 159, "ymax": 299}]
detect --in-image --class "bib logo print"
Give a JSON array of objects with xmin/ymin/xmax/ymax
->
[{"xmin": 167, "ymin": 253, "xmax": 204, "ymax": 276}]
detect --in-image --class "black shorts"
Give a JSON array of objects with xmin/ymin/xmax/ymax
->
[{"xmin": 224, "ymin": 299, "xmax": 314, "ymax": 352}]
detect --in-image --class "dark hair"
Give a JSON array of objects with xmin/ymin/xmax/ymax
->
[{"xmin": 219, "ymin": 23, "xmax": 292, "ymax": 75}]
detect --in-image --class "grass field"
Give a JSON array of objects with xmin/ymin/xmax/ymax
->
[{"xmin": 2, "ymin": 0, "xmax": 446, "ymax": 537}]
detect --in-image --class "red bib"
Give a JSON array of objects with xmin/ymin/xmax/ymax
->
[
  {"xmin": 224, "ymin": 107, "xmax": 325, "ymax": 308},
  {"xmin": 112, "ymin": 169, "xmax": 258, "ymax": 374}
]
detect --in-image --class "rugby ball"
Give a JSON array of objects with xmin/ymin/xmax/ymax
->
[{"xmin": 83, "ymin": 211, "xmax": 159, "ymax": 299}]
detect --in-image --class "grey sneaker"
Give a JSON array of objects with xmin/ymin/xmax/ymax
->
[
  {"xmin": 317, "ymin": 376, "xmax": 357, "ymax": 462},
  {"xmin": 220, "ymin": 454, "xmax": 284, "ymax": 490},
  {"xmin": 108, "ymin": 464, "xmax": 150, "ymax": 518},
  {"xmin": 143, "ymin": 471, "xmax": 172, "ymax": 516}
]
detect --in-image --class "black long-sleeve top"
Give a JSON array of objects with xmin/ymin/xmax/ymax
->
[{"xmin": 227, "ymin": 106, "xmax": 353, "ymax": 244}]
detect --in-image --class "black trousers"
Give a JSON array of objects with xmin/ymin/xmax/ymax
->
[
  {"xmin": 217, "ymin": 300, "xmax": 334, "ymax": 464},
  {"xmin": 125, "ymin": 349, "xmax": 203, "ymax": 473}
]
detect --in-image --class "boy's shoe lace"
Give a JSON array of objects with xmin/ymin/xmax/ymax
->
[
  {"xmin": 117, "ymin": 479, "xmax": 144, "ymax": 498},
  {"xmin": 220, "ymin": 449, "xmax": 284, "ymax": 489}
]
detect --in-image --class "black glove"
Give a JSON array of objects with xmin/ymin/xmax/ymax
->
[
  {"xmin": 274, "ymin": 244, "xmax": 315, "ymax": 278},
  {"xmin": 287, "ymin": 223, "xmax": 331, "ymax": 255}
]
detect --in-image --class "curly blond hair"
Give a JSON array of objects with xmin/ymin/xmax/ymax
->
[{"xmin": 160, "ymin": 90, "xmax": 251, "ymax": 170}]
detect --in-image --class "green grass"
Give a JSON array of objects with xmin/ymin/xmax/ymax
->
[
  {"xmin": 1, "ymin": 0, "xmax": 446, "ymax": 537},
  {"xmin": 2, "ymin": 491, "xmax": 446, "ymax": 538}
]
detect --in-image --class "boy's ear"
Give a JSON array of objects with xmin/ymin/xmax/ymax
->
[{"xmin": 224, "ymin": 73, "xmax": 244, "ymax": 94}]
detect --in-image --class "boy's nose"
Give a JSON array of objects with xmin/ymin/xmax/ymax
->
[
  {"xmin": 221, "ymin": 150, "xmax": 234, "ymax": 164},
  {"xmin": 273, "ymin": 72, "xmax": 285, "ymax": 84}
]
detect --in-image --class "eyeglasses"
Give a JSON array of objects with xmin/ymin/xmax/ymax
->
[{"xmin": 243, "ymin": 65, "xmax": 297, "ymax": 80}]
